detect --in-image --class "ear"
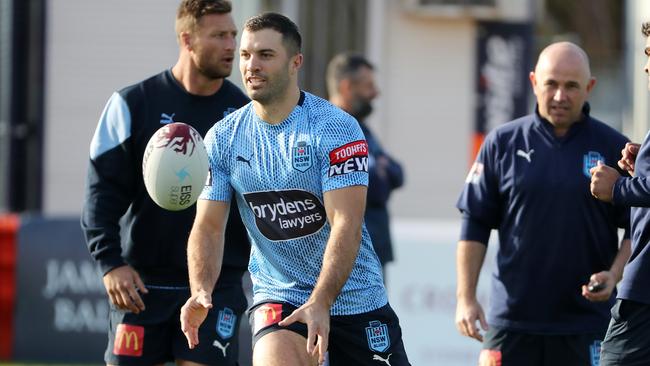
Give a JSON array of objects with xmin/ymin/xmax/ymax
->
[
  {"xmin": 586, "ymin": 77, "xmax": 596, "ymax": 93},
  {"xmin": 528, "ymin": 71, "xmax": 537, "ymax": 88},
  {"xmin": 339, "ymin": 78, "xmax": 353, "ymax": 97},
  {"xmin": 290, "ymin": 53, "xmax": 303, "ymax": 74},
  {"xmin": 180, "ymin": 31, "xmax": 193, "ymax": 51}
]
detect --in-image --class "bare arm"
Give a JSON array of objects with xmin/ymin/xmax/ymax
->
[
  {"xmin": 187, "ymin": 199, "xmax": 230, "ymax": 295},
  {"xmin": 455, "ymin": 240, "xmax": 489, "ymax": 342},
  {"xmin": 312, "ymin": 185, "xmax": 365, "ymax": 306},
  {"xmin": 181, "ymin": 199, "xmax": 230, "ymax": 348},
  {"xmin": 279, "ymin": 185, "xmax": 366, "ymax": 364}
]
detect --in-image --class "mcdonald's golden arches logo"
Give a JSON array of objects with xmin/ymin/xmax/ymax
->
[
  {"xmin": 253, "ymin": 303, "xmax": 283, "ymax": 334},
  {"xmin": 113, "ymin": 324, "xmax": 144, "ymax": 357}
]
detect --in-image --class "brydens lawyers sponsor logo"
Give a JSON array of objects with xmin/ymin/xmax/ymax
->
[
  {"xmin": 113, "ymin": 324, "xmax": 144, "ymax": 357},
  {"xmin": 244, "ymin": 189, "xmax": 326, "ymax": 241},
  {"xmin": 329, "ymin": 140, "xmax": 369, "ymax": 177}
]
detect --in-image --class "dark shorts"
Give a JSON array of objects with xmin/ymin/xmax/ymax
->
[
  {"xmin": 247, "ymin": 301, "xmax": 411, "ymax": 366},
  {"xmin": 105, "ymin": 281, "xmax": 247, "ymax": 366},
  {"xmin": 481, "ymin": 326, "xmax": 604, "ymax": 366},
  {"xmin": 600, "ymin": 299, "xmax": 650, "ymax": 365}
]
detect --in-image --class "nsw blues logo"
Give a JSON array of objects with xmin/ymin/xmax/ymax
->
[
  {"xmin": 366, "ymin": 320, "xmax": 390, "ymax": 353},
  {"xmin": 589, "ymin": 340, "xmax": 601, "ymax": 366},
  {"xmin": 292, "ymin": 141, "xmax": 313, "ymax": 172},
  {"xmin": 223, "ymin": 107, "xmax": 237, "ymax": 117},
  {"xmin": 583, "ymin": 151, "xmax": 604, "ymax": 178},
  {"xmin": 216, "ymin": 307, "xmax": 237, "ymax": 339}
]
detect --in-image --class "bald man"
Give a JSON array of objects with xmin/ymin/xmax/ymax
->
[{"xmin": 455, "ymin": 42, "xmax": 631, "ymax": 366}]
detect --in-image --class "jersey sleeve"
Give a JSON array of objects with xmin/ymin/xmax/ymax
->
[
  {"xmin": 456, "ymin": 132, "xmax": 501, "ymax": 244},
  {"xmin": 81, "ymin": 92, "xmax": 135, "ymax": 275},
  {"xmin": 319, "ymin": 114, "xmax": 369, "ymax": 192},
  {"xmin": 200, "ymin": 123, "xmax": 233, "ymax": 202}
]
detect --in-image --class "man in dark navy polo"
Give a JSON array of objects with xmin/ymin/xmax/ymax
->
[
  {"xmin": 590, "ymin": 21, "xmax": 650, "ymax": 365},
  {"xmin": 455, "ymin": 42, "xmax": 631, "ymax": 366}
]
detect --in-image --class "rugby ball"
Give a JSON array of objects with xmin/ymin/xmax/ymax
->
[{"xmin": 142, "ymin": 122, "xmax": 209, "ymax": 211}]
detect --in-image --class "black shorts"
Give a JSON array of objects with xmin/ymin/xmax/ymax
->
[
  {"xmin": 105, "ymin": 281, "xmax": 247, "ymax": 366},
  {"xmin": 481, "ymin": 326, "xmax": 604, "ymax": 366},
  {"xmin": 600, "ymin": 299, "xmax": 650, "ymax": 365},
  {"xmin": 247, "ymin": 301, "xmax": 411, "ymax": 366}
]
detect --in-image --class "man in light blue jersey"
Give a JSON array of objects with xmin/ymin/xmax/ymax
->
[{"xmin": 179, "ymin": 12, "xmax": 410, "ymax": 366}]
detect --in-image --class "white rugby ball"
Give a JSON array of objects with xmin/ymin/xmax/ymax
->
[{"xmin": 142, "ymin": 122, "xmax": 209, "ymax": 211}]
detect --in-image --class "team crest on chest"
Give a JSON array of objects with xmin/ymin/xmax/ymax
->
[
  {"xmin": 216, "ymin": 307, "xmax": 237, "ymax": 339},
  {"xmin": 366, "ymin": 320, "xmax": 390, "ymax": 353},
  {"xmin": 292, "ymin": 141, "xmax": 313, "ymax": 172},
  {"xmin": 583, "ymin": 151, "xmax": 604, "ymax": 178}
]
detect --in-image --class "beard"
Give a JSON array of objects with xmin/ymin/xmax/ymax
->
[
  {"xmin": 246, "ymin": 68, "xmax": 291, "ymax": 105},
  {"xmin": 195, "ymin": 54, "xmax": 232, "ymax": 80},
  {"xmin": 350, "ymin": 98, "xmax": 373, "ymax": 121}
]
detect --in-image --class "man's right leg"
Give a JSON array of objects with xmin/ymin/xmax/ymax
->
[
  {"xmin": 481, "ymin": 327, "xmax": 543, "ymax": 366},
  {"xmin": 105, "ymin": 287, "xmax": 178, "ymax": 366},
  {"xmin": 248, "ymin": 302, "xmax": 318, "ymax": 366},
  {"xmin": 253, "ymin": 329, "xmax": 318, "ymax": 366}
]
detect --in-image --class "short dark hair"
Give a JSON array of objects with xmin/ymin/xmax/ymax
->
[
  {"xmin": 244, "ymin": 12, "xmax": 302, "ymax": 55},
  {"xmin": 176, "ymin": 0, "xmax": 232, "ymax": 36},
  {"xmin": 326, "ymin": 52, "xmax": 374, "ymax": 97},
  {"xmin": 643, "ymin": 22, "xmax": 650, "ymax": 38}
]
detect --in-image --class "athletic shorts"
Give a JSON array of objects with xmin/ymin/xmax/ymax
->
[
  {"xmin": 480, "ymin": 326, "xmax": 604, "ymax": 366},
  {"xmin": 247, "ymin": 301, "xmax": 411, "ymax": 366},
  {"xmin": 600, "ymin": 299, "xmax": 650, "ymax": 365},
  {"xmin": 105, "ymin": 280, "xmax": 247, "ymax": 366}
]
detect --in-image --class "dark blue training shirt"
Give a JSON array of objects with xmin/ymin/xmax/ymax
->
[
  {"xmin": 457, "ymin": 105, "xmax": 629, "ymax": 334},
  {"xmin": 81, "ymin": 70, "xmax": 251, "ymax": 286},
  {"xmin": 613, "ymin": 130, "xmax": 650, "ymax": 305}
]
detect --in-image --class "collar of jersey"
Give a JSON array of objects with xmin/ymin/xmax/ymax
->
[
  {"xmin": 533, "ymin": 102, "xmax": 591, "ymax": 143},
  {"xmin": 252, "ymin": 91, "xmax": 307, "ymax": 129}
]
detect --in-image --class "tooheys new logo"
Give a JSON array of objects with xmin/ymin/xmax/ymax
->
[
  {"xmin": 243, "ymin": 190, "xmax": 326, "ymax": 241},
  {"xmin": 329, "ymin": 140, "xmax": 369, "ymax": 177}
]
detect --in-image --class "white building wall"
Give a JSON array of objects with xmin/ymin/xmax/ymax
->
[{"xmin": 367, "ymin": 1, "xmax": 477, "ymax": 219}]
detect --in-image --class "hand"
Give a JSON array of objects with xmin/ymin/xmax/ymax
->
[
  {"xmin": 180, "ymin": 291, "xmax": 213, "ymax": 349},
  {"xmin": 278, "ymin": 299, "xmax": 330, "ymax": 365},
  {"xmin": 103, "ymin": 265, "xmax": 148, "ymax": 314},
  {"xmin": 455, "ymin": 297, "xmax": 488, "ymax": 342},
  {"xmin": 618, "ymin": 142, "xmax": 640, "ymax": 175},
  {"xmin": 590, "ymin": 161, "xmax": 620, "ymax": 203},
  {"xmin": 581, "ymin": 271, "xmax": 616, "ymax": 302}
]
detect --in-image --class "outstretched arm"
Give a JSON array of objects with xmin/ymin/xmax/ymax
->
[
  {"xmin": 279, "ymin": 185, "xmax": 366, "ymax": 364},
  {"xmin": 180, "ymin": 199, "xmax": 230, "ymax": 348}
]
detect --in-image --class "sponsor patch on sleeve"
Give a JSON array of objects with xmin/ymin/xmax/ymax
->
[
  {"xmin": 465, "ymin": 161, "xmax": 484, "ymax": 184},
  {"xmin": 328, "ymin": 140, "xmax": 369, "ymax": 177}
]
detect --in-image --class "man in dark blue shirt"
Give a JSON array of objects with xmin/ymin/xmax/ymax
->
[
  {"xmin": 456, "ymin": 42, "xmax": 631, "ymax": 366},
  {"xmin": 81, "ymin": 1, "xmax": 250, "ymax": 365},
  {"xmin": 326, "ymin": 52, "xmax": 404, "ymax": 279},
  {"xmin": 590, "ymin": 21, "xmax": 650, "ymax": 365}
]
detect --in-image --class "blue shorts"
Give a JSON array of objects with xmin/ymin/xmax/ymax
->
[
  {"xmin": 481, "ymin": 326, "xmax": 604, "ymax": 366},
  {"xmin": 248, "ymin": 301, "xmax": 411, "ymax": 366},
  {"xmin": 105, "ymin": 275, "xmax": 247, "ymax": 366},
  {"xmin": 600, "ymin": 299, "xmax": 650, "ymax": 365}
]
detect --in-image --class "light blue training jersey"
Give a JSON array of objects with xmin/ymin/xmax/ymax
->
[{"xmin": 201, "ymin": 91, "xmax": 387, "ymax": 315}]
